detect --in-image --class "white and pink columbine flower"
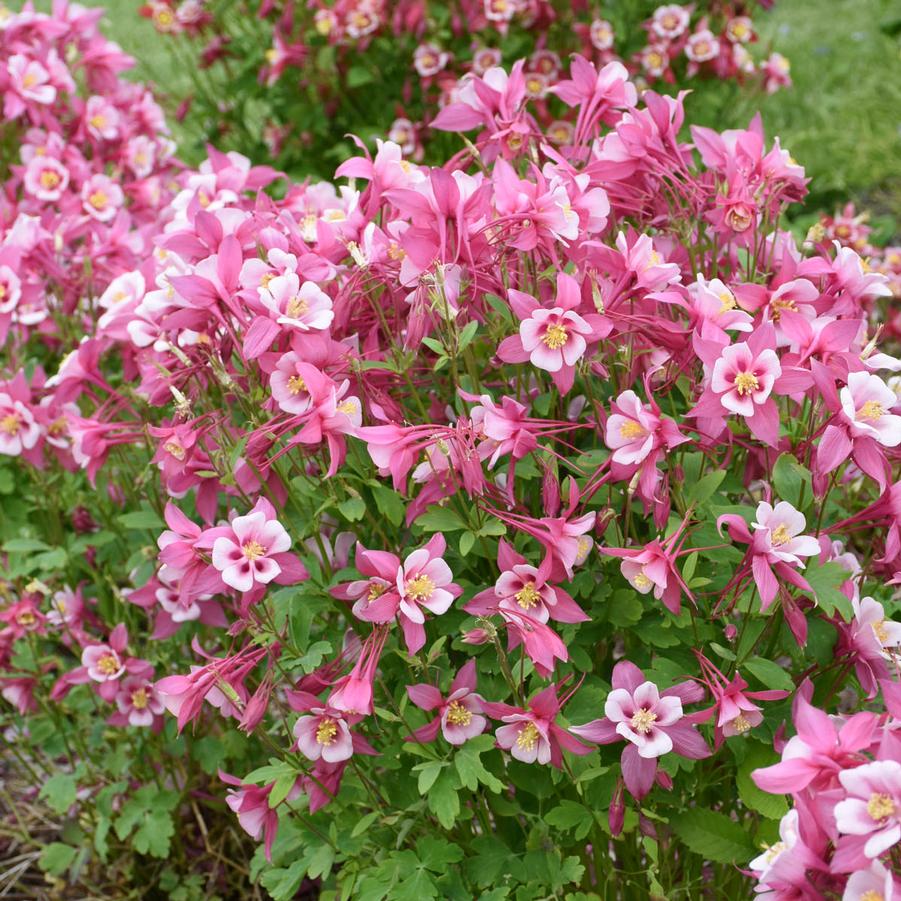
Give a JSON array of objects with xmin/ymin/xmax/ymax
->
[
  {"xmin": 269, "ymin": 351, "xmax": 314, "ymax": 415},
  {"xmin": 82, "ymin": 643, "xmax": 126, "ymax": 682},
  {"xmin": 0, "ymin": 265, "xmax": 22, "ymax": 315},
  {"xmin": 259, "ymin": 272, "xmax": 334, "ymax": 332},
  {"xmin": 605, "ymin": 390, "xmax": 662, "ymax": 465},
  {"xmin": 293, "ymin": 708, "xmax": 354, "ymax": 763},
  {"xmin": 604, "ymin": 680, "xmax": 684, "ymax": 758},
  {"xmin": 23, "ymin": 156, "xmax": 69, "ymax": 202},
  {"xmin": 685, "ymin": 29, "xmax": 719, "ymax": 62},
  {"xmin": 851, "ymin": 596, "xmax": 901, "ymax": 659},
  {"xmin": 650, "ymin": 4, "xmax": 690, "ymax": 39},
  {"xmin": 751, "ymin": 501, "xmax": 820, "ymax": 567},
  {"xmin": 8, "ymin": 54, "xmax": 56, "ymax": 106},
  {"xmin": 839, "ymin": 371, "xmax": 901, "ymax": 447},
  {"xmin": 0, "ymin": 393, "xmax": 39, "ymax": 455},
  {"xmin": 212, "ymin": 506, "xmax": 292, "ymax": 592},
  {"xmin": 406, "ymin": 660, "xmax": 488, "ymax": 746},
  {"xmin": 81, "ymin": 174, "xmax": 124, "ymax": 222},
  {"xmin": 394, "ymin": 534, "xmax": 461, "ymax": 653},
  {"xmin": 843, "ymin": 861, "xmax": 896, "ymax": 901},
  {"xmin": 519, "ymin": 307, "xmax": 592, "ymax": 373},
  {"xmin": 834, "ymin": 760, "xmax": 901, "ymax": 860},
  {"xmin": 748, "ymin": 810, "xmax": 801, "ymax": 886},
  {"xmin": 115, "ymin": 677, "xmax": 164, "ymax": 727},
  {"xmin": 711, "ymin": 341, "xmax": 781, "ymax": 417}
]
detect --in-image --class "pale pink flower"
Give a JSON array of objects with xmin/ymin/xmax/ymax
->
[
  {"xmin": 686, "ymin": 29, "xmax": 719, "ymax": 62},
  {"xmin": 748, "ymin": 810, "xmax": 801, "ymax": 884},
  {"xmin": 589, "ymin": 19, "xmax": 615, "ymax": 51},
  {"xmin": 397, "ymin": 536, "xmax": 458, "ymax": 633},
  {"xmin": 8, "ymin": 55, "xmax": 56, "ymax": 106},
  {"xmin": 843, "ymin": 861, "xmax": 896, "ymax": 901},
  {"xmin": 269, "ymin": 351, "xmax": 314, "ymax": 415},
  {"xmin": 293, "ymin": 709, "xmax": 354, "ymax": 762},
  {"xmin": 0, "ymin": 394, "xmax": 39, "ymax": 455},
  {"xmin": 840, "ymin": 371, "xmax": 901, "ymax": 447},
  {"xmin": 651, "ymin": 5, "xmax": 689, "ymax": 39},
  {"xmin": 605, "ymin": 390, "xmax": 661, "ymax": 465},
  {"xmin": 0, "ymin": 265, "xmax": 21, "ymax": 315},
  {"xmin": 710, "ymin": 341, "xmax": 781, "ymax": 417},
  {"xmin": 259, "ymin": 272, "xmax": 334, "ymax": 332},
  {"xmin": 23, "ymin": 156, "xmax": 69, "ymax": 201},
  {"xmin": 519, "ymin": 308, "xmax": 592, "ymax": 373},
  {"xmin": 834, "ymin": 760, "xmax": 901, "ymax": 859},
  {"xmin": 751, "ymin": 501, "xmax": 820, "ymax": 567},
  {"xmin": 85, "ymin": 95, "xmax": 120, "ymax": 140},
  {"xmin": 851, "ymin": 596, "xmax": 901, "ymax": 658},
  {"xmin": 211, "ymin": 507, "xmax": 292, "ymax": 592},
  {"xmin": 82, "ymin": 644, "xmax": 125, "ymax": 682},
  {"xmin": 604, "ymin": 680, "xmax": 684, "ymax": 758},
  {"xmin": 115, "ymin": 677, "xmax": 164, "ymax": 727},
  {"xmin": 413, "ymin": 44, "xmax": 448, "ymax": 77},
  {"xmin": 81, "ymin": 174, "xmax": 124, "ymax": 222}
]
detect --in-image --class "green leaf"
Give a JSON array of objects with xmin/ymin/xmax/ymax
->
[
  {"xmin": 307, "ymin": 843, "xmax": 335, "ymax": 880},
  {"xmin": 671, "ymin": 808, "xmax": 755, "ymax": 864},
  {"xmin": 454, "ymin": 741, "xmax": 504, "ymax": 793},
  {"xmin": 2, "ymin": 537, "xmax": 49, "ymax": 552},
  {"xmin": 415, "ymin": 506, "xmax": 465, "ymax": 532},
  {"xmin": 772, "ymin": 455, "xmax": 812, "ymax": 510},
  {"xmin": 260, "ymin": 859, "xmax": 309, "ymax": 901},
  {"xmin": 545, "ymin": 800, "xmax": 592, "ymax": 833},
  {"xmin": 372, "ymin": 485, "xmax": 405, "ymax": 527},
  {"xmin": 416, "ymin": 836, "xmax": 464, "ymax": 871},
  {"xmin": 686, "ymin": 470, "xmax": 726, "ymax": 506},
  {"xmin": 351, "ymin": 811, "xmax": 379, "ymax": 838},
  {"xmin": 117, "ymin": 509, "xmax": 164, "ymax": 530},
  {"xmin": 803, "ymin": 559, "xmax": 854, "ymax": 621},
  {"xmin": 347, "ymin": 66, "xmax": 373, "ymax": 87},
  {"xmin": 458, "ymin": 320, "xmax": 479, "ymax": 351},
  {"xmin": 39, "ymin": 773, "xmax": 77, "ymax": 815},
  {"xmin": 737, "ymin": 744, "xmax": 789, "ymax": 819},
  {"xmin": 132, "ymin": 809, "xmax": 174, "ymax": 857},
  {"xmin": 459, "ymin": 531, "xmax": 476, "ymax": 556},
  {"xmin": 39, "ymin": 842, "xmax": 77, "ymax": 876},
  {"xmin": 743, "ymin": 656, "xmax": 794, "ymax": 692},
  {"xmin": 427, "ymin": 768, "xmax": 459, "ymax": 829},
  {"xmin": 338, "ymin": 496, "xmax": 366, "ymax": 522},
  {"xmin": 466, "ymin": 836, "xmax": 511, "ymax": 887},
  {"xmin": 415, "ymin": 760, "xmax": 448, "ymax": 794}
]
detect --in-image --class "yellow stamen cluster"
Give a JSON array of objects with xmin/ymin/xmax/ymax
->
[
  {"xmin": 542, "ymin": 323, "xmax": 568, "ymax": 350},
  {"xmin": 770, "ymin": 523, "xmax": 791, "ymax": 547},
  {"xmin": 39, "ymin": 170, "xmax": 61, "ymax": 189},
  {"xmin": 858, "ymin": 400, "xmax": 884, "ymax": 422},
  {"xmin": 316, "ymin": 718, "xmax": 338, "ymax": 745},
  {"xmin": 516, "ymin": 721, "xmax": 539, "ymax": 751},
  {"xmin": 287, "ymin": 374, "xmax": 306, "ymax": 395},
  {"xmin": 630, "ymin": 708, "xmax": 657, "ymax": 735},
  {"xmin": 285, "ymin": 296, "xmax": 309, "ymax": 319},
  {"xmin": 873, "ymin": 620, "xmax": 889, "ymax": 644},
  {"xmin": 97, "ymin": 653, "xmax": 120, "ymax": 676},
  {"xmin": 860, "ymin": 891, "xmax": 884, "ymax": 901},
  {"xmin": 633, "ymin": 571, "xmax": 653, "ymax": 590},
  {"xmin": 242, "ymin": 540, "xmax": 266, "ymax": 561},
  {"xmin": 515, "ymin": 582, "xmax": 541, "ymax": 610},
  {"xmin": 446, "ymin": 701, "xmax": 473, "ymax": 727},
  {"xmin": 88, "ymin": 190, "xmax": 108, "ymax": 210},
  {"xmin": 734, "ymin": 372, "xmax": 759, "ymax": 396},
  {"xmin": 732, "ymin": 714, "xmax": 752, "ymax": 734},
  {"xmin": 0, "ymin": 413, "xmax": 21, "ymax": 435},
  {"xmin": 131, "ymin": 688, "xmax": 149, "ymax": 710},
  {"xmin": 406, "ymin": 574, "xmax": 435, "ymax": 602},
  {"xmin": 164, "ymin": 440, "xmax": 186, "ymax": 461},
  {"xmin": 866, "ymin": 792, "xmax": 896, "ymax": 822},
  {"xmin": 718, "ymin": 291, "xmax": 737, "ymax": 313},
  {"xmin": 619, "ymin": 420, "xmax": 646, "ymax": 440},
  {"xmin": 367, "ymin": 581, "xmax": 387, "ymax": 601}
]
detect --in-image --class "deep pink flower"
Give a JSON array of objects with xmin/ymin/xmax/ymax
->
[{"xmin": 406, "ymin": 659, "xmax": 488, "ymax": 745}]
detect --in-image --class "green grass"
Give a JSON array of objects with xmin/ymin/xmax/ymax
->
[{"xmin": 715, "ymin": 0, "xmax": 901, "ymax": 218}]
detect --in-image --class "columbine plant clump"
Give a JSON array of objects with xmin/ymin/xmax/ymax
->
[
  {"xmin": 135, "ymin": 0, "xmax": 787, "ymax": 173},
  {"xmin": 0, "ymin": 4, "xmax": 899, "ymax": 899}
]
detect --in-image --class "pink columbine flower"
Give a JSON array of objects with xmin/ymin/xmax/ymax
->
[
  {"xmin": 839, "ymin": 371, "xmax": 901, "ymax": 447},
  {"xmin": 269, "ymin": 351, "xmax": 314, "ymax": 414},
  {"xmin": 590, "ymin": 19, "xmax": 615, "ymax": 50},
  {"xmin": 572, "ymin": 661, "xmax": 708, "ymax": 799},
  {"xmin": 466, "ymin": 539, "xmax": 587, "ymax": 625},
  {"xmin": 497, "ymin": 272, "xmax": 609, "ymax": 394},
  {"xmin": 834, "ymin": 760, "xmax": 901, "ymax": 861},
  {"xmin": 686, "ymin": 29, "xmax": 719, "ymax": 62},
  {"xmin": 81, "ymin": 174, "xmax": 124, "ymax": 222},
  {"xmin": 751, "ymin": 501, "xmax": 820, "ymax": 567},
  {"xmin": 842, "ymin": 861, "xmax": 897, "ymax": 901},
  {"xmin": 293, "ymin": 708, "xmax": 355, "ymax": 763},
  {"xmin": 650, "ymin": 5, "xmax": 690, "ymax": 39},
  {"xmin": 406, "ymin": 659, "xmax": 488, "ymax": 745},
  {"xmin": 845, "ymin": 597, "xmax": 901, "ymax": 698},
  {"xmin": 23, "ymin": 156, "xmax": 69, "ymax": 201},
  {"xmin": 605, "ymin": 389, "xmax": 685, "ymax": 466},
  {"xmin": 711, "ymin": 340, "xmax": 781, "ymax": 419},
  {"xmin": 211, "ymin": 500, "xmax": 293, "ymax": 592},
  {"xmin": 7, "ymin": 55, "xmax": 56, "ymax": 109},
  {"xmin": 259, "ymin": 272, "xmax": 334, "ymax": 332},
  {"xmin": 82, "ymin": 643, "xmax": 126, "ymax": 682},
  {"xmin": 114, "ymin": 677, "xmax": 164, "ymax": 727},
  {"xmin": 0, "ymin": 265, "xmax": 22, "ymax": 315},
  {"xmin": 485, "ymin": 684, "xmax": 592, "ymax": 768},
  {"xmin": 0, "ymin": 393, "xmax": 40, "ymax": 455},
  {"xmin": 395, "ymin": 534, "xmax": 461, "ymax": 653}
]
